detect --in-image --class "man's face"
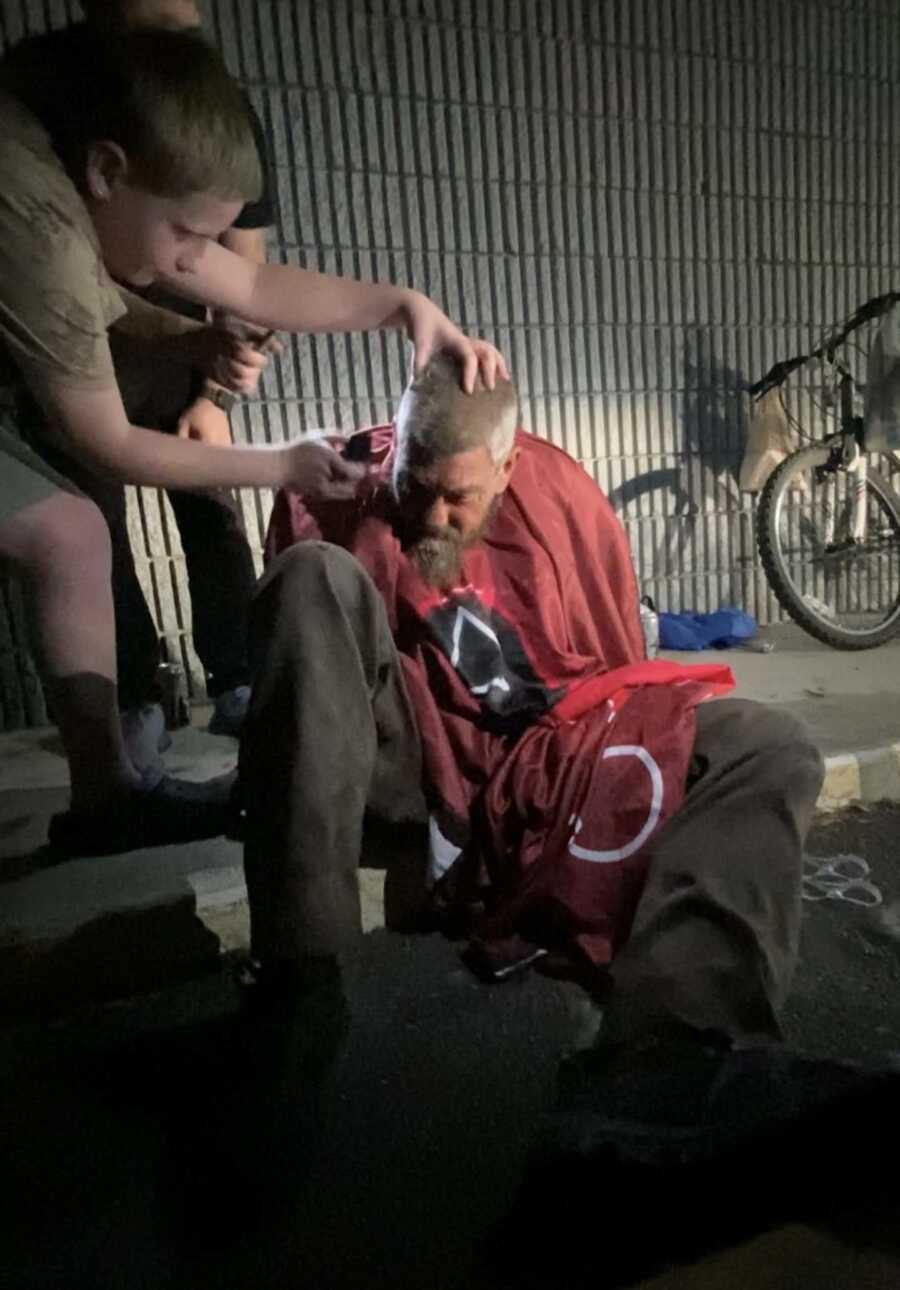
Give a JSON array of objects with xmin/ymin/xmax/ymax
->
[
  {"xmin": 393, "ymin": 438, "xmax": 517, "ymax": 589},
  {"xmin": 87, "ymin": 174, "xmax": 242, "ymax": 286}
]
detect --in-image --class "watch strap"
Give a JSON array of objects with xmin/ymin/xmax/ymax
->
[{"xmin": 205, "ymin": 385, "xmax": 237, "ymax": 414}]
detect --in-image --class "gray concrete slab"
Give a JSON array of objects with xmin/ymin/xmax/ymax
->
[
  {"xmin": 665, "ymin": 622, "xmax": 900, "ymax": 757},
  {"xmin": 0, "ymin": 716, "xmax": 243, "ymax": 1014},
  {"xmin": 0, "ymin": 716, "xmax": 389, "ymax": 1014}
]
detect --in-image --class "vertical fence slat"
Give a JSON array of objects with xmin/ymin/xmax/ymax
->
[{"xmin": 1, "ymin": 0, "xmax": 899, "ymax": 724}]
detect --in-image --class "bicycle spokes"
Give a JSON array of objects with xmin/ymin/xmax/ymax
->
[{"xmin": 770, "ymin": 458, "xmax": 900, "ymax": 639}]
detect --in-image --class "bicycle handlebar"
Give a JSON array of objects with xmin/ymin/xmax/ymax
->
[
  {"xmin": 747, "ymin": 355, "xmax": 809, "ymax": 398},
  {"xmin": 749, "ymin": 291, "xmax": 900, "ymax": 400}
]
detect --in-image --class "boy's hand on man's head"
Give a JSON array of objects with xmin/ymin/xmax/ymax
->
[{"xmin": 401, "ymin": 292, "xmax": 510, "ymax": 394}]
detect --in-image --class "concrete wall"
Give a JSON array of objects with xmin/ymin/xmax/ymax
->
[{"xmin": 1, "ymin": 0, "xmax": 899, "ymax": 721}]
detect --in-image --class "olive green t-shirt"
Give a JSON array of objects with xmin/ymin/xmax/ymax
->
[
  {"xmin": 0, "ymin": 90, "xmax": 127, "ymax": 398},
  {"xmin": 0, "ymin": 90, "xmax": 129, "ymax": 516}
]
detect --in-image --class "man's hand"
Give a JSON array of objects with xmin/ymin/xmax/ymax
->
[
  {"xmin": 279, "ymin": 439, "xmax": 365, "ymax": 501},
  {"xmin": 401, "ymin": 294, "xmax": 510, "ymax": 394},
  {"xmin": 194, "ymin": 327, "xmax": 277, "ymax": 395},
  {"xmin": 176, "ymin": 397, "xmax": 233, "ymax": 446}
]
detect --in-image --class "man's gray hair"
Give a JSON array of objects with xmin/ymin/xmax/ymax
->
[{"xmin": 397, "ymin": 352, "xmax": 518, "ymax": 465}]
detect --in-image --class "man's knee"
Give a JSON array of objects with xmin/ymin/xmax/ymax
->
[
  {"xmin": 257, "ymin": 541, "xmax": 371, "ymax": 606},
  {"xmin": 697, "ymin": 697, "xmax": 824, "ymax": 804}
]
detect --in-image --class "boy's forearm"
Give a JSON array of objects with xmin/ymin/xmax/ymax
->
[
  {"xmin": 213, "ymin": 226, "xmax": 268, "ymax": 338},
  {"xmin": 99, "ymin": 423, "xmax": 287, "ymax": 490},
  {"xmin": 248, "ymin": 263, "xmax": 413, "ymax": 335},
  {"xmin": 36, "ymin": 379, "xmax": 288, "ymax": 491},
  {"xmin": 160, "ymin": 241, "xmax": 414, "ymax": 336},
  {"xmin": 219, "ymin": 225, "xmax": 268, "ymax": 265}
]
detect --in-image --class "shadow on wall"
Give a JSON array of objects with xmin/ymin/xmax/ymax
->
[
  {"xmin": 607, "ymin": 331, "xmax": 760, "ymax": 616},
  {"xmin": 0, "ymin": 573, "xmax": 47, "ymax": 731}
]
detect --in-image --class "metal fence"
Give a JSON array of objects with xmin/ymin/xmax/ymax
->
[{"xmin": 1, "ymin": 0, "xmax": 899, "ymax": 726}]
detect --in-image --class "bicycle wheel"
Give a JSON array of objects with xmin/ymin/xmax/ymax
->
[{"xmin": 757, "ymin": 445, "xmax": 900, "ymax": 648}]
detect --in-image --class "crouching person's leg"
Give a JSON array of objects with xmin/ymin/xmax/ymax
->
[{"xmin": 240, "ymin": 541, "xmax": 424, "ymax": 968}]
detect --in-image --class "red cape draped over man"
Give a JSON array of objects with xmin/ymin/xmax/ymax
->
[{"xmin": 266, "ymin": 427, "xmax": 733, "ymax": 980}]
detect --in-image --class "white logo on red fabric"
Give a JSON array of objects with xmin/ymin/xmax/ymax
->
[
  {"xmin": 450, "ymin": 606, "xmax": 512, "ymax": 696},
  {"xmin": 567, "ymin": 745, "xmax": 664, "ymax": 864}
]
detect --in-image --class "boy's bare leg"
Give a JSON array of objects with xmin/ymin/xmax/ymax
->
[
  {"xmin": 0, "ymin": 490, "xmax": 140, "ymax": 811},
  {"xmin": 0, "ymin": 489, "xmax": 236, "ymax": 852}
]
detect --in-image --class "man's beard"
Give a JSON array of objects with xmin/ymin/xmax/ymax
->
[
  {"xmin": 411, "ymin": 528, "xmax": 466, "ymax": 590},
  {"xmin": 408, "ymin": 498, "xmax": 501, "ymax": 590}
]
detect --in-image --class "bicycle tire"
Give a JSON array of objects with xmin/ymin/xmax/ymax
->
[{"xmin": 757, "ymin": 445, "xmax": 900, "ymax": 649}]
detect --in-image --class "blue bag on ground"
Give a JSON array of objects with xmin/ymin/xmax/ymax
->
[{"xmin": 658, "ymin": 607, "xmax": 757, "ymax": 651}]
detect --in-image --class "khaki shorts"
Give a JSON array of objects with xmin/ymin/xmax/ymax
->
[{"xmin": 0, "ymin": 406, "xmax": 78, "ymax": 525}]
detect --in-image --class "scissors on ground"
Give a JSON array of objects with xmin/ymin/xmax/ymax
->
[{"xmin": 802, "ymin": 853, "xmax": 883, "ymax": 908}]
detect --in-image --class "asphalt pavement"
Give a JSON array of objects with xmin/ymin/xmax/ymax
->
[
  {"xmin": 786, "ymin": 802, "xmax": 900, "ymax": 1060},
  {"xmin": 3, "ymin": 803, "xmax": 900, "ymax": 1290}
]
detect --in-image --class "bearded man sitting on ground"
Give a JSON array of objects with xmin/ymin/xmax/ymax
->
[{"xmin": 244, "ymin": 351, "xmax": 845, "ymax": 1115}]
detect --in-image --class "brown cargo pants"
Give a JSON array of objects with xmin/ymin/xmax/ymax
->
[{"xmin": 240, "ymin": 543, "xmax": 824, "ymax": 1045}]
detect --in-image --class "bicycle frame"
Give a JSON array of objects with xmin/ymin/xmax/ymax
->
[{"xmin": 817, "ymin": 367, "xmax": 868, "ymax": 548}]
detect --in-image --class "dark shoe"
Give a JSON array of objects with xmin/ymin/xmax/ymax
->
[
  {"xmin": 208, "ymin": 685, "xmax": 251, "ymax": 737},
  {"xmin": 552, "ymin": 1037, "xmax": 899, "ymax": 1167},
  {"xmin": 87, "ymin": 959, "xmax": 348, "ymax": 1244},
  {"xmin": 490, "ymin": 1038, "xmax": 900, "ymax": 1287},
  {"xmin": 208, "ymin": 955, "xmax": 350, "ymax": 1199},
  {"xmin": 48, "ymin": 769, "xmax": 239, "ymax": 856}
]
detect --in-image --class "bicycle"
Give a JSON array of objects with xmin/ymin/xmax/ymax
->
[{"xmin": 750, "ymin": 291, "xmax": 900, "ymax": 650}]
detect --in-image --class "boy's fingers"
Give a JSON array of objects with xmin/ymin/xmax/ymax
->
[
  {"xmin": 480, "ymin": 350, "xmax": 497, "ymax": 390},
  {"xmin": 323, "ymin": 479, "xmax": 363, "ymax": 500},
  {"xmin": 233, "ymin": 344, "xmax": 268, "ymax": 369},
  {"xmin": 462, "ymin": 350, "xmax": 478, "ymax": 395},
  {"xmin": 412, "ymin": 333, "xmax": 434, "ymax": 375},
  {"xmin": 331, "ymin": 456, "xmax": 365, "ymax": 482},
  {"xmin": 256, "ymin": 331, "xmax": 283, "ymax": 355}
]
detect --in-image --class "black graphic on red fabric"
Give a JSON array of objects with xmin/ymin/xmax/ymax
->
[{"xmin": 424, "ymin": 591, "xmax": 560, "ymax": 726}]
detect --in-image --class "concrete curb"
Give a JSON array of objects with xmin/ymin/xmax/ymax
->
[
  {"xmin": 1, "ymin": 749, "xmax": 894, "ymax": 1018},
  {"xmin": 819, "ymin": 744, "xmax": 900, "ymax": 812},
  {"xmin": 189, "ymin": 864, "xmax": 386, "ymax": 935},
  {"xmin": 0, "ymin": 854, "xmax": 221, "ymax": 1017}
]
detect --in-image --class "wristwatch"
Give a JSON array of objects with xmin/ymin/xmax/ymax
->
[{"xmin": 204, "ymin": 385, "xmax": 237, "ymax": 414}]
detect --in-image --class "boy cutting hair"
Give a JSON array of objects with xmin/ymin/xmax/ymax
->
[{"xmin": 0, "ymin": 25, "xmax": 506, "ymax": 853}]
